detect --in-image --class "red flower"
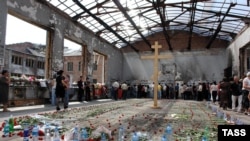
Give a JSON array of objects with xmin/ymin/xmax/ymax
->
[
  {"xmin": 14, "ymin": 119, "xmax": 18, "ymax": 126},
  {"xmin": 38, "ymin": 130, "xmax": 45, "ymax": 136},
  {"xmin": 17, "ymin": 131, "xmax": 23, "ymax": 137},
  {"xmin": 61, "ymin": 135, "xmax": 65, "ymax": 140},
  {"xmin": 1, "ymin": 122, "xmax": 5, "ymax": 128}
]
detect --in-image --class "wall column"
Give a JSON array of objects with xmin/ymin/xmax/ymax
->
[
  {"xmin": 0, "ymin": 0, "xmax": 7, "ymax": 71},
  {"xmin": 45, "ymin": 30, "xmax": 54, "ymax": 79},
  {"xmin": 50, "ymin": 26, "xmax": 64, "ymax": 74}
]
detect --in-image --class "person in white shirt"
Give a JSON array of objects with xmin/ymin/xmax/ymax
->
[
  {"xmin": 210, "ymin": 81, "xmax": 218, "ymax": 103},
  {"xmin": 112, "ymin": 81, "xmax": 119, "ymax": 100},
  {"xmin": 121, "ymin": 82, "xmax": 128, "ymax": 100},
  {"xmin": 242, "ymin": 72, "xmax": 250, "ymax": 115},
  {"xmin": 148, "ymin": 83, "xmax": 154, "ymax": 98}
]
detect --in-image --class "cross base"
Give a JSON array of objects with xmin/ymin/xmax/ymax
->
[{"xmin": 151, "ymin": 106, "xmax": 162, "ymax": 109}]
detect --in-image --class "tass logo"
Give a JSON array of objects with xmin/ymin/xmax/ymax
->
[
  {"xmin": 218, "ymin": 125, "xmax": 250, "ymax": 141},
  {"xmin": 221, "ymin": 129, "xmax": 246, "ymax": 136}
]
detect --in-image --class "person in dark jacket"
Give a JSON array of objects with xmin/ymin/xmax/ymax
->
[
  {"xmin": 77, "ymin": 76, "xmax": 84, "ymax": 102},
  {"xmin": 0, "ymin": 70, "xmax": 10, "ymax": 112},
  {"xmin": 55, "ymin": 70, "xmax": 66, "ymax": 111},
  {"xmin": 230, "ymin": 76, "xmax": 242, "ymax": 112},
  {"xmin": 219, "ymin": 77, "xmax": 231, "ymax": 110}
]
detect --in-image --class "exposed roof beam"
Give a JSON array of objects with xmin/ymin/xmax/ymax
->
[
  {"xmin": 146, "ymin": 0, "xmax": 209, "ymax": 5},
  {"xmin": 153, "ymin": 0, "xmax": 173, "ymax": 51},
  {"xmin": 194, "ymin": 15, "xmax": 217, "ymax": 23},
  {"xmin": 171, "ymin": 20, "xmax": 236, "ymax": 34},
  {"xmin": 141, "ymin": 15, "xmax": 160, "ymax": 24},
  {"xmin": 168, "ymin": 9, "xmax": 188, "ymax": 22},
  {"xmin": 206, "ymin": 3, "xmax": 236, "ymax": 49},
  {"xmin": 72, "ymin": 0, "xmax": 139, "ymax": 52},
  {"xmin": 96, "ymin": 8, "xmax": 157, "ymax": 37},
  {"xmin": 196, "ymin": 19, "xmax": 242, "ymax": 24},
  {"xmin": 77, "ymin": 10, "xmax": 120, "ymax": 19},
  {"xmin": 112, "ymin": 0, "xmax": 152, "ymax": 50},
  {"xmin": 187, "ymin": 0, "xmax": 197, "ymax": 50},
  {"xmin": 167, "ymin": 3, "xmax": 250, "ymax": 21},
  {"xmin": 72, "ymin": 0, "xmax": 110, "ymax": 21},
  {"xmin": 96, "ymin": 22, "xmax": 122, "ymax": 33}
]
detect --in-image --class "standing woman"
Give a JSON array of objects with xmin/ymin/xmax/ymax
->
[
  {"xmin": 0, "ymin": 70, "xmax": 10, "ymax": 112},
  {"xmin": 55, "ymin": 70, "xmax": 66, "ymax": 111}
]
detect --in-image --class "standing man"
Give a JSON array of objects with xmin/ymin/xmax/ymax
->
[
  {"xmin": 175, "ymin": 83, "xmax": 179, "ymax": 99},
  {"xmin": 0, "ymin": 70, "xmax": 10, "ymax": 112},
  {"xmin": 77, "ymin": 76, "xmax": 84, "ymax": 102},
  {"xmin": 231, "ymin": 76, "xmax": 242, "ymax": 112}
]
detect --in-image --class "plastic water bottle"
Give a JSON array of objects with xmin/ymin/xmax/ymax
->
[
  {"xmin": 223, "ymin": 113, "xmax": 227, "ymax": 121},
  {"xmin": 44, "ymin": 123, "xmax": 51, "ymax": 141},
  {"xmin": 3, "ymin": 120, "xmax": 9, "ymax": 136},
  {"xmin": 9, "ymin": 115, "xmax": 14, "ymax": 133},
  {"xmin": 118, "ymin": 125, "xmax": 124, "ymax": 141},
  {"xmin": 53, "ymin": 126, "xmax": 60, "ymax": 141},
  {"xmin": 72, "ymin": 127, "xmax": 79, "ymax": 141},
  {"xmin": 165, "ymin": 124, "xmax": 173, "ymax": 141},
  {"xmin": 186, "ymin": 135, "xmax": 191, "ymax": 141},
  {"xmin": 201, "ymin": 135, "xmax": 207, "ymax": 141},
  {"xmin": 23, "ymin": 123, "xmax": 29, "ymax": 141},
  {"xmin": 131, "ymin": 132, "xmax": 139, "ymax": 141},
  {"xmin": 80, "ymin": 128, "xmax": 88, "ymax": 141},
  {"xmin": 161, "ymin": 135, "xmax": 167, "ymax": 141},
  {"xmin": 100, "ymin": 132, "xmax": 107, "ymax": 141},
  {"xmin": 32, "ymin": 125, "xmax": 39, "ymax": 141}
]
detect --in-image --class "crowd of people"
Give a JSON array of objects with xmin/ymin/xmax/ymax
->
[
  {"xmin": 1, "ymin": 69, "xmax": 250, "ymax": 115},
  {"xmin": 110, "ymin": 73, "xmax": 250, "ymax": 115},
  {"xmin": 49, "ymin": 71, "xmax": 109, "ymax": 111},
  {"xmin": 50, "ymin": 71, "xmax": 95, "ymax": 111}
]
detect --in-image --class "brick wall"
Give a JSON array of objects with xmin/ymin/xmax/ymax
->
[{"xmin": 121, "ymin": 30, "xmax": 229, "ymax": 52}]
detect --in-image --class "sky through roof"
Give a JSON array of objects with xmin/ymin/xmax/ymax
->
[{"xmin": 46, "ymin": 0, "xmax": 250, "ymax": 49}]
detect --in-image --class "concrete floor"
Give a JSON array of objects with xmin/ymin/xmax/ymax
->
[
  {"xmin": 0, "ymin": 99, "xmax": 114, "ymax": 122},
  {"xmin": 208, "ymin": 102, "xmax": 250, "ymax": 125},
  {"xmin": 1, "ymin": 99, "xmax": 249, "ymax": 124}
]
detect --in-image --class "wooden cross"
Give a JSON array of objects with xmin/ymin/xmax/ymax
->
[{"xmin": 141, "ymin": 41, "xmax": 173, "ymax": 108}]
